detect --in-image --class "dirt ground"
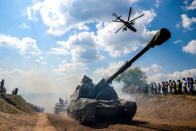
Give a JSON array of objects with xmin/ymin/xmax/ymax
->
[
  {"xmin": 34, "ymin": 113, "xmax": 56, "ymax": 131},
  {"xmin": 0, "ymin": 111, "xmax": 37, "ymax": 131},
  {"xmin": 0, "ymin": 95, "xmax": 196, "ymax": 131},
  {"xmin": 47, "ymin": 113, "xmax": 196, "ymax": 131},
  {"xmin": 135, "ymin": 95, "xmax": 196, "ymax": 128},
  {"xmin": 47, "ymin": 95, "xmax": 196, "ymax": 131}
]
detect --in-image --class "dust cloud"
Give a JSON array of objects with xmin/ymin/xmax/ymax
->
[
  {"xmin": 1, "ymin": 69, "xmax": 83, "ymax": 113},
  {"xmin": 113, "ymin": 82, "xmax": 136, "ymax": 101}
]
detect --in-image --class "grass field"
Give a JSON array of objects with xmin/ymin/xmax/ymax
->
[{"xmin": 0, "ymin": 94, "xmax": 34, "ymax": 114}]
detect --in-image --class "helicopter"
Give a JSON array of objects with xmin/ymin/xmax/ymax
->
[{"xmin": 112, "ymin": 7, "xmax": 144, "ymax": 33}]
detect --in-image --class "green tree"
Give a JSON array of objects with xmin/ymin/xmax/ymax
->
[{"xmin": 115, "ymin": 67, "xmax": 147, "ymax": 86}]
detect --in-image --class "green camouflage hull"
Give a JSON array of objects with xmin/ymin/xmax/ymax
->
[{"xmin": 67, "ymin": 98, "xmax": 137, "ymax": 124}]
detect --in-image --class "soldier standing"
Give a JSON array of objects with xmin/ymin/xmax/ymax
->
[
  {"xmin": 154, "ymin": 81, "xmax": 157, "ymax": 94},
  {"xmin": 168, "ymin": 80, "xmax": 173, "ymax": 94},
  {"xmin": 158, "ymin": 83, "xmax": 161, "ymax": 94},
  {"xmin": 182, "ymin": 78, "xmax": 188, "ymax": 94},
  {"xmin": 177, "ymin": 80, "xmax": 182, "ymax": 94},
  {"xmin": 150, "ymin": 82, "xmax": 154, "ymax": 94},
  {"xmin": 0, "ymin": 79, "xmax": 6, "ymax": 94},
  {"xmin": 12, "ymin": 88, "xmax": 18, "ymax": 95},
  {"xmin": 165, "ymin": 81, "xmax": 169, "ymax": 94},
  {"xmin": 143, "ymin": 84, "xmax": 148, "ymax": 94},
  {"xmin": 161, "ymin": 82, "xmax": 165, "ymax": 95},
  {"xmin": 194, "ymin": 79, "xmax": 196, "ymax": 94},
  {"xmin": 172, "ymin": 80, "xmax": 177, "ymax": 95},
  {"xmin": 189, "ymin": 77, "xmax": 194, "ymax": 95},
  {"xmin": 187, "ymin": 77, "xmax": 191, "ymax": 93}
]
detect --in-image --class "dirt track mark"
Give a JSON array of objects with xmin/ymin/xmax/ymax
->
[
  {"xmin": 34, "ymin": 113, "xmax": 56, "ymax": 131},
  {"xmin": 47, "ymin": 114, "xmax": 196, "ymax": 131},
  {"xmin": 47, "ymin": 114, "xmax": 92, "ymax": 131}
]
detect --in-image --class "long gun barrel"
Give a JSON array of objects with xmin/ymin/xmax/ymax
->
[
  {"xmin": 106, "ymin": 28, "xmax": 171, "ymax": 84},
  {"xmin": 95, "ymin": 28, "xmax": 171, "ymax": 95}
]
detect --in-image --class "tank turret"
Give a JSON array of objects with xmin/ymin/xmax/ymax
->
[{"xmin": 67, "ymin": 28, "xmax": 171, "ymax": 124}]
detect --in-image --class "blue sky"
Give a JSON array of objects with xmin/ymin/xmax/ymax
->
[{"xmin": 0, "ymin": 0, "xmax": 196, "ymax": 112}]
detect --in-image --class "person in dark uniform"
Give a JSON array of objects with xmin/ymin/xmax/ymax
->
[
  {"xmin": 158, "ymin": 83, "xmax": 161, "ymax": 94},
  {"xmin": 172, "ymin": 80, "xmax": 177, "ymax": 95},
  {"xmin": 189, "ymin": 77, "xmax": 194, "ymax": 95},
  {"xmin": 0, "ymin": 79, "xmax": 6, "ymax": 94},
  {"xmin": 165, "ymin": 81, "xmax": 169, "ymax": 94},
  {"xmin": 153, "ymin": 81, "xmax": 157, "ymax": 94},
  {"xmin": 177, "ymin": 80, "xmax": 182, "ymax": 94},
  {"xmin": 162, "ymin": 82, "xmax": 165, "ymax": 95},
  {"xmin": 169, "ymin": 80, "xmax": 173, "ymax": 94},
  {"xmin": 12, "ymin": 88, "xmax": 18, "ymax": 95},
  {"xmin": 182, "ymin": 78, "xmax": 188, "ymax": 94}
]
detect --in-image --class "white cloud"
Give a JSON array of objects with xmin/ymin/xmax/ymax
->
[
  {"xmin": 35, "ymin": 56, "xmax": 47, "ymax": 64},
  {"xmin": 141, "ymin": 64, "xmax": 162, "ymax": 73},
  {"xmin": 148, "ymin": 73, "xmax": 167, "ymax": 83},
  {"xmin": 53, "ymin": 60, "xmax": 87, "ymax": 76},
  {"xmin": 184, "ymin": 0, "xmax": 189, "ymax": 5},
  {"xmin": 27, "ymin": 1, "xmax": 43, "ymax": 21},
  {"xmin": 185, "ymin": 0, "xmax": 196, "ymax": 10},
  {"xmin": 93, "ymin": 62, "xmax": 162, "ymax": 83},
  {"xmin": 141, "ymin": 67, "xmax": 150, "ymax": 72},
  {"xmin": 93, "ymin": 61, "xmax": 124, "ymax": 81},
  {"xmin": 51, "ymin": 32, "xmax": 103, "ymax": 63},
  {"xmin": 51, "ymin": 9, "xmax": 156, "ymax": 61},
  {"xmin": 28, "ymin": 0, "xmax": 156, "ymax": 58},
  {"xmin": 175, "ymin": 23, "xmax": 181, "ymax": 28},
  {"xmin": 173, "ymin": 40, "xmax": 183, "ymax": 44},
  {"xmin": 78, "ymin": 24, "xmax": 89, "ymax": 31},
  {"xmin": 181, "ymin": 14, "xmax": 196, "ymax": 30},
  {"xmin": 50, "ymin": 48, "xmax": 68, "ymax": 55},
  {"xmin": 155, "ymin": 0, "xmax": 160, "ymax": 8},
  {"xmin": 26, "ymin": 0, "xmax": 140, "ymax": 36},
  {"xmin": 148, "ymin": 68, "xmax": 196, "ymax": 83},
  {"xmin": 19, "ymin": 23, "xmax": 31, "ymax": 29},
  {"xmin": 0, "ymin": 34, "xmax": 41, "ymax": 56},
  {"xmin": 0, "ymin": 34, "xmax": 46, "ymax": 64},
  {"xmin": 151, "ymin": 64, "xmax": 162, "ymax": 72},
  {"xmin": 183, "ymin": 40, "xmax": 196, "ymax": 54}
]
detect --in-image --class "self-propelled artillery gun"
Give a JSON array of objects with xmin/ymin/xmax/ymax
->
[{"xmin": 67, "ymin": 28, "xmax": 171, "ymax": 124}]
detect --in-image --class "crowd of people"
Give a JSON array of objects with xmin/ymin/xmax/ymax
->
[
  {"xmin": 123, "ymin": 77, "xmax": 196, "ymax": 95},
  {"xmin": 145, "ymin": 77, "xmax": 196, "ymax": 95}
]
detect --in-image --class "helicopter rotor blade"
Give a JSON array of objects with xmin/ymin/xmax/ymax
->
[
  {"xmin": 129, "ymin": 14, "xmax": 144, "ymax": 22},
  {"xmin": 112, "ymin": 20, "xmax": 122, "ymax": 22},
  {"xmin": 127, "ymin": 7, "xmax": 132, "ymax": 21},
  {"xmin": 115, "ymin": 25, "xmax": 125, "ymax": 33}
]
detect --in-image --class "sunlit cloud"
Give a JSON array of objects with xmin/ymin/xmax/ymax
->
[
  {"xmin": 185, "ymin": 0, "xmax": 196, "ymax": 10},
  {"xmin": 148, "ymin": 68, "xmax": 196, "ymax": 82},
  {"xmin": 183, "ymin": 40, "xmax": 196, "ymax": 54},
  {"xmin": 26, "ymin": 0, "xmax": 140, "ymax": 36},
  {"xmin": 181, "ymin": 14, "xmax": 196, "ymax": 30}
]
